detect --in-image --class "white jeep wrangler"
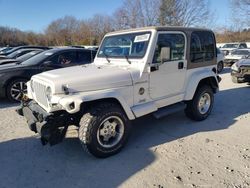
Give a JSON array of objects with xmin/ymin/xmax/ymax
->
[{"xmin": 17, "ymin": 27, "xmax": 221, "ymax": 158}]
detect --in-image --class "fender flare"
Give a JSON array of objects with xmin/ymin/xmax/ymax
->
[
  {"xmin": 58, "ymin": 90, "xmax": 136, "ymax": 120},
  {"xmin": 184, "ymin": 70, "xmax": 219, "ymax": 101}
]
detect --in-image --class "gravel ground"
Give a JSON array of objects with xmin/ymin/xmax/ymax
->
[{"xmin": 0, "ymin": 68, "xmax": 250, "ymax": 188}]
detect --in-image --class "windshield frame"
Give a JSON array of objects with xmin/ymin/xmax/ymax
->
[{"xmin": 97, "ymin": 31, "xmax": 152, "ymax": 59}]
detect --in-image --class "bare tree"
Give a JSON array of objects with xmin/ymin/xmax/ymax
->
[
  {"xmin": 87, "ymin": 14, "xmax": 114, "ymax": 45},
  {"xmin": 113, "ymin": 8, "xmax": 130, "ymax": 30},
  {"xmin": 114, "ymin": 0, "xmax": 160, "ymax": 29},
  {"xmin": 231, "ymin": 0, "xmax": 250, "ymax": 28},
  {"xmin": 141, "ymin": 0, "xmax": 161, "ymax": 26},
  {"xmin": 159, "ymin": 0, "xmax": 213, "ymax": 27},
  {"xmin": 45, "ymin": 16, "xmax": 80, "ymax": 46}
]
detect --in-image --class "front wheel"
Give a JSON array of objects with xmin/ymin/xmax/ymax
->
[
  {"xmin": 78, "ymin": 103, "xmax": 131, "ymax": 158},
  {"xmin": 185, "ymin": 85, "xmax": 214, "ymax": 121}
]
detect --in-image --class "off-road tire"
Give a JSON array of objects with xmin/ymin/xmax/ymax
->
[
  {"xmin": 78, "ymin": 103, "xmax": 131, "ymax": 158},
  {"xmin": 217, "ymin": 61, "xmax": 224, "ymax": 73},
  {"xmin": 6, "ymin": 78, "xmax": 28, "ymax": 102},
  {"xmin": 185, "ymin": 85, "xmax": 214, "ymax": 121}
]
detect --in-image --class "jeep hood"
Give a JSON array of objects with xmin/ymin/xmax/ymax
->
[{"xmin": 33, "ymin": 64, "xmax": 139, "ymax": 93}]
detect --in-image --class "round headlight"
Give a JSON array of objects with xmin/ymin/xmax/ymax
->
[{"xmin": 45, "ymin": 87, "xmax": 52, "ymax": 101}]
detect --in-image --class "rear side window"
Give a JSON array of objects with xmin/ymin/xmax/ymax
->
[
  {"xmin": 78, "ymin": 50, "xmax": 97, "ymax": 64},
  {"xmin": 190, "ymin": 31, "xmax": 215, "ymax": 63},
  {"xmin": 239, "ymin": 43, "xmax": 247, "ymax": 48},
  {"xmin": 49, "ymin": 51, "xmax": 77, "ymax": 65},
  {"xmin": 78, "ymin": 51, "xmax": 91, "ymax": 63}
]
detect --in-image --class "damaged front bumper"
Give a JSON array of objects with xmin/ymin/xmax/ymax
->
[
  {"xmin": 16, "ymin": 100, "xmax": 73, "ymax": 146},
  {"xmin": 231, "ymin": 69, "xmax": 250, "ymax": 82}
]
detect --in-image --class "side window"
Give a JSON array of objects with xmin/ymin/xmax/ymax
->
[
  {"xmin": 153, "ymin": 33, "xmax": 185, "ymax": 64},
  {"xmin": 190, "ymin": 31, "xmax": 215, "ymax": 63},
  {"xmin": 48, "ymin": 51, "xmax": 77, "ymax": 65},
  {"xmin": 78, "ymin": 51, "xmax": 92, "ymax": 64},
  {"xmin": 239, "ymin": 43, "xmax": 247, "ymax": 48}
]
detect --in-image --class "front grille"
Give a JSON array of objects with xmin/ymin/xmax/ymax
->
[{"xmin": 32, "ymin": 81, "xmax": 48, "ymax": 108}]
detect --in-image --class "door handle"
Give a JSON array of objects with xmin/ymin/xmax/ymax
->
[{"xmin": 178, "ymin": 62, "xmax": 184, "ymax": 69}]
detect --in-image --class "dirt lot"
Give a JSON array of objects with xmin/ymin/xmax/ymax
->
[{"xmin": 0, "ymin": 69, "xmax": 250, "ymax": 188}]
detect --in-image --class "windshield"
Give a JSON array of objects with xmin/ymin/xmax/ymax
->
[
  {"xmin": 16, "ymin": 51, "xmax": 42, "ymax": 62},
  {"xmin": 21, "ymin": 51, "xmax": 53, "ymax": 65},
  {"xmin": 4, "ymin": 47, "xmax": 20, "ymax": 54},
  {"xmin": 7, "ymin": 51, "xmax": 19, "ymax": 58},
  {"xmin": 0, "ymin": 47, "xmax": 12, "ymax": 53},
  {"xmin": 98, "ymin": 32, "xmax": 151, "ymax": 59},
  {"xmin": 222, "ymin": 44, "xmax": 238, "ymax": 48},
  {"xmin": 231, "ymin": 50, "xmax": 250, "ymax": 55}
]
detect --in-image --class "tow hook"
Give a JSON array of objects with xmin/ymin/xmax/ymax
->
[{"xmin": 40, "ymin": 125, "xmax": 69, "ymax": 146}]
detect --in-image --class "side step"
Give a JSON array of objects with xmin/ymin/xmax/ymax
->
[{"xmin": 153, "ymin": 102, "xmax": 186, "ymax": 119}]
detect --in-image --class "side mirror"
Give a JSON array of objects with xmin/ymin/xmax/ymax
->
[{"xmin": 160, "ymin": 47, "xmax": 171, "ymax": 63}]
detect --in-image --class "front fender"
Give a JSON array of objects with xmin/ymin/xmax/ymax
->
[
  {"xmin": 58, "ymin": 89, "xmax": 136, "ymax": 120},
  {"xmin": 184, "ymin": 69, "xmax": 218, "ymax": 101}
]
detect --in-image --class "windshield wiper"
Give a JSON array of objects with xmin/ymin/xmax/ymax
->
[
  {"xmin": 124, "ymin": 55, "xmax": 131, "ymax": 64},
  {"xmin": 103, "ymin": 52, "xmax": 110, "ymax": 63}
]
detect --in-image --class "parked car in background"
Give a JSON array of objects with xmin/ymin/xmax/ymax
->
[
  {"xmin": 0, "ymin": 47, "xmax": 13, "ymax": 54},
  {"xmin": 0, "ymin": 48, "xmax": 45, "ymax": 60},
  {"xmin": 224, "ymin": 49, "xmax": 250, "ymax": 66},
  {"xmin": 0, "ymin": 48, "xmax": 96, "ymax": 101},
  {"xmin": 216, "ymin": 43, "xmax": 226, "ymax": 48},
  {"xmin": 0, "ymin": 50, "xmax": 44, "ymax": 65},
  {"xmin": 231, "ymin": 58, "xmax": 250, "ymax": 83},
  {"xmin": 217, "ymin": 48, "xmax": 224, "ymax": 73},
  {"xmin": 0, "ymin": 46, "xmax": 50, "ymax": 56},
  {"xmin": 220, "ymin": 42, "xmax": 247, "ymax": 55}
]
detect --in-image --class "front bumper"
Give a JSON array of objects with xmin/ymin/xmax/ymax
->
[
  {"xmin": 224, "ymin": 59, "xmax": 238, "ymax": 66},
  {"xmin": 16, "ymin": 100, "xmax": 72, "ymax": 145},
  {"xmin": 231, "ymin": 69, "xmax": 250, "ymax": 82}
]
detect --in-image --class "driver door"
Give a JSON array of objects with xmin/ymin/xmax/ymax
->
[{"xmin": 149, "ymin": 32, "xmax": 187, "ymax": 100}]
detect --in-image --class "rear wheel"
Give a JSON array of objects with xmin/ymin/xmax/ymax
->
[
  {"xmin": 6, "ymin": 79, "xmax": 28, "ymax": 102},
  {"xmin": 78, "ymin": 103, "xmax": 131, "ymax": 158},
  {"xmin": 185, "ymin": 85, "xmax": 214, "ymax": 121}
]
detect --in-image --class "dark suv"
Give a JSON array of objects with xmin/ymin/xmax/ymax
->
[{"xmin": 0, "ymin": 48, "xmax": 97, "ymax": 101}]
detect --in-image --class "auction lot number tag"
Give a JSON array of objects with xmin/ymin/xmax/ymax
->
[{"xmin": 134, "ymin": 34, "xmax": 150, "ymax": 43}]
